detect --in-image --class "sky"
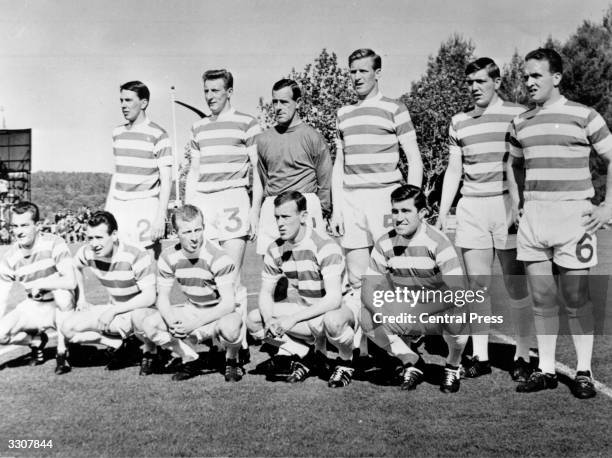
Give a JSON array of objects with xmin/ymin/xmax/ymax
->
[{"xmin": 1, "ymin": 0, "xmax": 611, "ymax": 173}]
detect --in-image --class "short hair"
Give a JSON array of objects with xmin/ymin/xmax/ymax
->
[
  {"xmin": 11, "ymin": 201, "xmax": 40, "ymax": 223},
  {"xmin": 525, "ymin": 48, "xmax": 563, "ymax": 74},
  {"xmin": 274, "ymin": 191, "xmax": 307, "ymax": 213},
  {"xmin": 272, "ymin": 78, "xmax": 302, "ymax": 101},
  {"xmin": 465, "ymin": 57, "xmax": 500, "ymax": 79},
  {"xmin": 120, "ymin": 81, "xmax": 150, "ymax": 101},
  {"xmin": 172, "ymin": 204, "xmax": 203, "ymax": 231},
  {"xmin": 202, "ymin": 69, "xmax": 233, "ymax": 90},
  {"xmin": 390, "ymin": 185, "xmax": 427, "ymax": 211},
  {"xmin": 348, "ymin": 48, "xmax": 382, "ymax": 71},
  {"xmin": 88, "ymin": 210, "xmax": 118, "ymax": 235}
]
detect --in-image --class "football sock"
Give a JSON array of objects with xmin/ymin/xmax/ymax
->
[
  {"xmin": 533, "ymin": 309, "xmax": 559, "ymax": 374},
  {"xmin": 326, "ymin": 324, "xmax": 355, "ymax": 361},
  {"xmin": 469, "ymin": 294, "xmax": 491, "ymax": 361},
  {"xmin": 509, "ymin": 296, "xmax": 533, "ymax": 361},
  {"xmin": 572, "ymin": 333, "xmax": 593, "ymax": 373},
  {"xmin": 444, "ymin": 331, "xmax": 468, "ymax": 367},
  {"xmin": 277, "ymin": 334, "xmax": 310, "ymax": 358}
]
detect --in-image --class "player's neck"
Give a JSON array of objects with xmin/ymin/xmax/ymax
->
[
  {"xmin": 277, "ymin": 116, "xmax": 302, "ymax": 130},
  {"xmin": 127, "ymin": 112, "xmax": 147, "ymax": 128},
  {"xmin": 539, "ymin": 91, "xmax": 563, "ymax": 108},
  {"xmin": 210, "ymin": 103, "xmax": 232, "ymax": 120},
  {"xmin": 474, "ymin": 93, "xmax": 499, "ymax": 113},
  {"xmin": 359, "ymin": 86, "xmax": 380, "ymax": 102},
  {"xmin": 289, "ymin": 225, "xmax": 307, "ymax": 245}
]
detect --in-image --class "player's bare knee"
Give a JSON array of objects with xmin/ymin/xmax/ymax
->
[
  {"xmin": 218, "ymin": 314, "xmax": 242, "ymax": 344},
  {"xmin": 60, "ymin": 318, "xmax": 77, "ymax": 340},
  {"xmin": 53, "ymin": 290, "xmax": 75, "ymax": 312},
  {"xmin": 246, "ymin": 309, "xmax": 263, "ymax": 333},
  {"xmin": 503, "ymin": 276, "xmax": 529, "ymax": 300},
  {"xmin": 131, "ymin": 308, "xmax": 154, "ymax": 333},
  {"xmin": 323, "ymin": 311, "xmax": 349, "ymax": 338}
]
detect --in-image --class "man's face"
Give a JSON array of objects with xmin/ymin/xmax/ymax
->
[
  {"xmin": 120, "ymin": 89, "xmax": 147, "ymax": 123},
  {"xmin": 274, "ymin": 201, "xmax": 306, "ymax": 241},
  {"xmin": 467, "ymin": 68, "xmax": 500, "ymax": 108},
  {"xmin": 391, "ymin": 198, "xmax": 425, "ymax": 237},
  {"xmin": 10, "ymin": 211, "xmax": 38, "ymax": 248},
  {"xmin": 87, "ymin": 223, "xmax": 116, "ymax": 257},
  {"xmin": 349, "ymin": 57, "xmax": 380, "ymax": 98},
  {"xmin": 204, "ymin": 78, "xmax": 232, "ymax": 116},
  {"xmin": 272, "ymin": 87, "xmax": 298, "ymax": 126},
  {"xmin": 176, "ymin": 216, "xmax": 204, "ymax": 255},
  {"xmin": 524, "ymin": 59, "xmax": 560, "ymax": 105}
]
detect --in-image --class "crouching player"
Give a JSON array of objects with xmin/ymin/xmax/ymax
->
[
  {"xmin": 61, "ymin": 211, "xmax": 156, "ymax": 370},
  {"xmin": 0, "ymin": 202, "xmax": 76, "ymax": 374},
  {"xmin": 247, "ymin": 191, "xmax": 360, "ymax": 388},
  {"xmin": 362, "ymin": 185, "xmax": 468, "ymax": 393},
  {"xmin": 136, "ymin": 204, "xmax": 244, "ymax": 382}
]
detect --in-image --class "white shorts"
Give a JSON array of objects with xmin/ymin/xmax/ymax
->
[
  {"xmin": 256, "ymin": 193, "xmax": 325, "ymax": 255},
  {"xmin": 341, "ymin": 186, "xmax": 396, "ymax": 249},
  {"xmin": 188, "ymin": 188, "xmax": 250, "ymax": 242},
  {"xmin": 106, "ymin": 196, "xmax": 159, "ymax": 249},
  {"xmin": 455, "ymin": 193, "xmax": 516, "ymax": 250},
  {"xmin": 5, "ymin": 299, "xmax": 57, "ymax": 332},
  {"xmin": 518, "ymin": 200, "xmax": 597, "ymax": 269}
]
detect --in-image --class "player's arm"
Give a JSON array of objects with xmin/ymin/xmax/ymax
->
[
  {"xmin": 584, "ymin": 149, "xmax": 612, "ymax": 232},
  {"xmin": 28, "ymin": 257, "xmax": 77, "ymax": 293},
  {"xmin": 507, "ymin": 121, "xmax": 525, "ymax": 222},
  {"xmin": 104, "ymin": 174, "xmax": 117, "ymax": 209},
  {"xmin": 271, "ymin": 274, "xmax": 342, "ymax": 337},
  {"xmin": 73, "ymin": 263, "xmax": 90, "ymax": 310},
  {"xmin": 180, "ymin": 282, "xmax": 236, "ymax": 336},
  {"xmin": 0, "ymin": 280, "xmax": 12, "ymax": 317},
  {"xmin": 151, "ymin": 164, "xmax": 172, "ymax": 241},
  {"xmin": 398, "ymin": 133, "xmax": 424, "ymax": 188},
  {"xmin": 184, "ymin": 133, "xmax": 200, "ymax": 204},
  {"xmin": 437, "ymin": 149, "xmax": 462, "ymax": 230},
  {"xmin": 247, "ymin": 143, "xmax": 263, "ymax": 240},
  {"xmin": 330, "ymin": 122, "xmax": 345, "ymax": 236},
  {"xmin": 314, "ymin": 135, "xmax": 333, "ymax": 219},
  {"xmin": 257, "ymin": 278, "xmax": 277, "ymax": 330}
]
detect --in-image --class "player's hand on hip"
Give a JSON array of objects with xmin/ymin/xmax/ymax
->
[
  {"xmin": 583, "ymin": 203, "xmax": 612, "ymax": 233},
  {"xmin": 328, "ymin": 211, "xmax": 344, "ymax": 237}
]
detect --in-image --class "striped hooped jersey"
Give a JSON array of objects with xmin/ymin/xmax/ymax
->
[
  {"xmin": 262, "ymin": 227, "xmax": 346, "ymax": 306},
  {"xmin": 367, "ymin": 224, "xmax": 464, "ymax": 291},
  {"xmin": 112, "ymin": 117, "xmax": 173, "ymax": 200},
  {"xmin": 74, "ymin": 242, "xmax": 155, "ymax": 303},
  {"xmin": 449, "ymin": 99, "xmax": 526, "ymax": 197},
  {"xmin": 157, "ymin": 240, "xmax": 236, "ymax": 307},
  {"xmin": 336, "ymin": 93, "xmax": 416, "ymax": 189},
  {"xmin": 508, "ymin": 97, "xmax": 612, "ymax": 201},
  {"xmin": 0, "ymin": 233, "xmax": 72, "ymax": 301},
  {"xmin": 190, "ymin": 108, "xmax": 261, "ymax": 193}
]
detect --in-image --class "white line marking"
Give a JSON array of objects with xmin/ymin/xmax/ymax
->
[{"xmin": 491, "ymin": 330, "xmax": 612, "ymax": 399}]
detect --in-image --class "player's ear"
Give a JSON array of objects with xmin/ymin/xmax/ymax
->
[
  {"xmin": 299, "ymin": 210, "xmax": 308, "ymax": 224},
  {"xmin": 140, "ymin": 98, "xmax": 149, "ymax": 111},
  {"xmin": 110, "ymin": 230, "xmax": 119, "ymax": 243},
  {"xmin": 418, "ymin": 207, "xmax": 429, "ymax": 220}
]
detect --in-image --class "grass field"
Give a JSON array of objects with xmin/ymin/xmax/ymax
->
[{"xmin": 1, "ymin": 233, "xmax": 612, "ymax": 457}]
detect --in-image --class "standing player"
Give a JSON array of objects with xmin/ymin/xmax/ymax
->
[
  {"xmin": 508, "ymin": 48, "xmax": 612, "ymax": 398},
  {"xmin": 106, "ymin": 81, "xmax": 172, "ymax": 258},
  {"xmin": 437, "ymin": 57, "xmax": 533, "ymax": 381},
  {"xmin": 362, "ymin": 185, "xmax": 468, "ymax": 393},
  {"xmin": 247, "ymin": 191, "xmax": 360, "ymax": 387},
  {"xmin": 137, "ymin": 205, "xmax": 244, "ymax": 382},
  {"xmin": 255, "ymin": 78, "xmax": 332, "ymax": 255},
  {"xmin": 330, "ymin": 48, "xmax": 424, "ymax": 300},
  {"xmin": 61, "ymin": 211, "xmax": 156, "ymax": 371},
  {"xmin": 185, "ymin": 69, "xmax": 261, "ymax": 324},
  {"xmin": 0, "ymin": 202, "xmax": 76, "ymax": 374}
]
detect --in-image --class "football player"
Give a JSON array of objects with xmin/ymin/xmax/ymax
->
[
  {"xmin": 329, "ymin": 49, "xmax": 423, "ymax": 358},
  {"xmin": 247, "ymin": 191, "xmax": 360, "ymax": 387},
  {"xmin": 136, "ymin": 204, "xmax": 244, "ymax": 382},
  {"xmin": 362, "ymin": 185, "xmax": 468, "ymax": 393},
  {"xmin": 508, "ymin": 48, "xmax": 612, "ymax": 398},
  {"xmin": 255, "ymin": 78, "xmax": 332, "ymax": 255},
  {"xmin": 105, "ymin": 81, "xmax": 172, "ymax": 259},
  {"xmin": 61, "ymin": 211, "xmax": 156, "ymax": 371},
  {"xmin": 185, "ymin": 69, "xmax": 261, "ymax": 352},
  {"xmin": 437, "ymin": 57, "xmax": 533, "ymax": 381},
  {"xmin": 0, "ymin": 202, "xmax": 76, "ymax": 374}
]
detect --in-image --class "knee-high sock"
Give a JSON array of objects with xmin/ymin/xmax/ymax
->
[
  {"xmin": 326, "ymin": 325, "xmax": 355, "ymax": 361},
  {"xmin": 470, "ymin": 293, "xmax": 491, "ymax": 361},
  {"xmin": 509, "ymin": 296, "xmax": 534, "ymax": 361},
  {"xmin": 567, "ymin": 300, "xmax": 594, "ymax": 373},
  {"xmin": 444, "ymin": 331, "xmax": 468, "ymax": 367},
  {"xmin": 276, "ymin": 334, "xmax": 310, "ymax": 358},
  {"xmin": 533, "ymin": 306, "xmax": 559, "ymax": 374},
  {"xmin": 55, "ymin": 310, "xmax": 70, "ymax": 354},
  {"xmin": 70, "ymin": 331, "xmax": 122, "ymax": 349}
]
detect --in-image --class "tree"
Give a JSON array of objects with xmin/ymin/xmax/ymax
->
[
  {"xmin": 400, "ymin": 34, "xmax": 475, "ymax": 211},
  {"xmin": 500, "ymin": 50, "xmax": 530, "ymax": 106},
  {"xmin": 258, "ymin": 48, "xmax": 357, "ymax": 159}
]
